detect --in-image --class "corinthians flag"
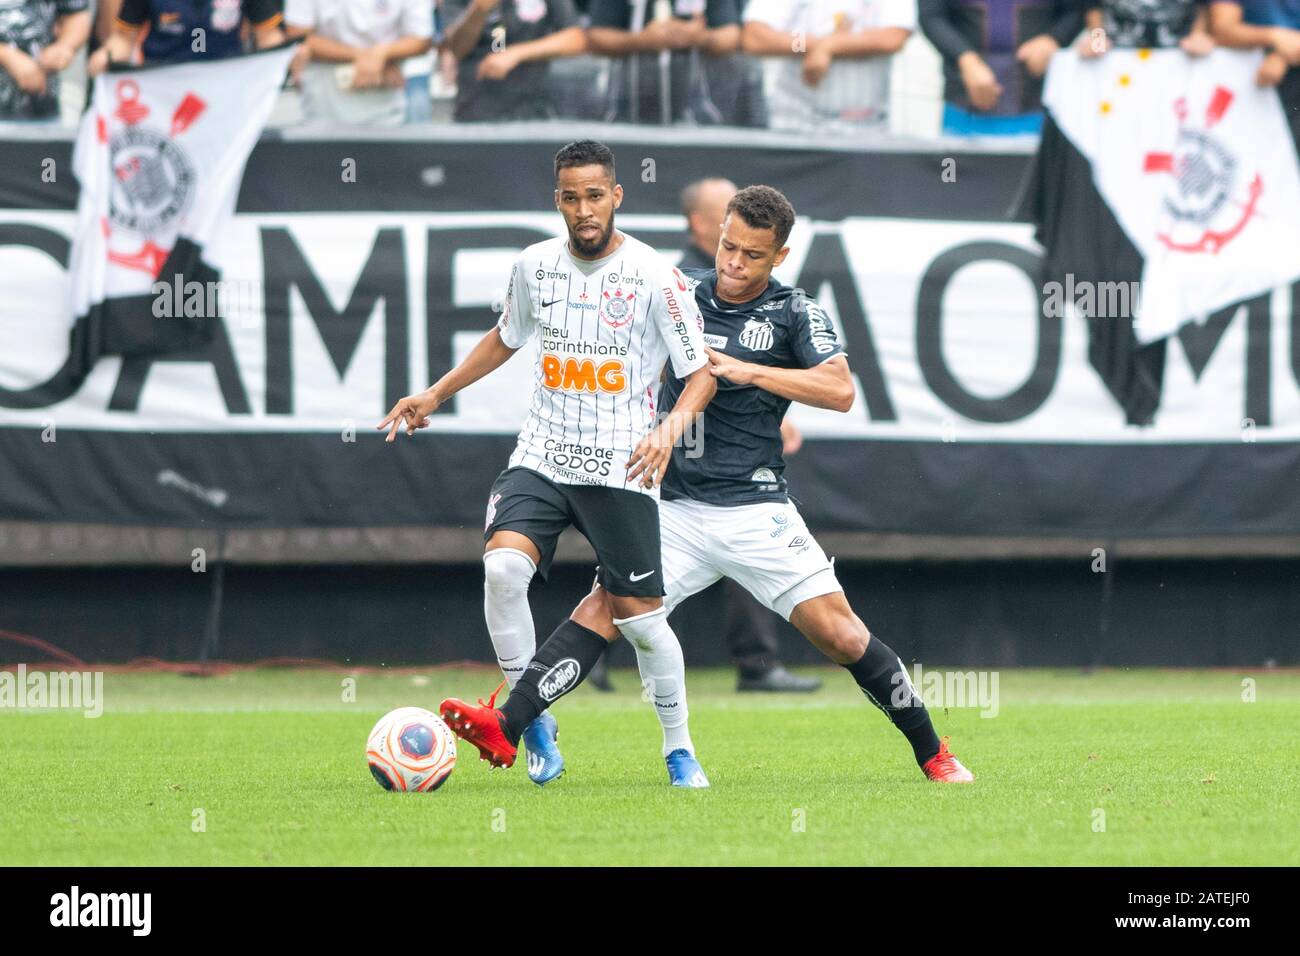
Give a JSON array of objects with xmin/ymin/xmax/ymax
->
[
  {"xmin": 61, "ymin": 45, "xmax": 296, "ymax": 397},
  {"xmin": 1019, "ymin": 48, "xmax": 1300, "ymax": 425}
]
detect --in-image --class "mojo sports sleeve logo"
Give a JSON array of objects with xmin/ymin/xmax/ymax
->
[{"xmin": 660, "ymin": 283, "xmax": 698, "ymax": 362}]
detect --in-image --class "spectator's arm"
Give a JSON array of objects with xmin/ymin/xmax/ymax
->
[
  {"xmin": 253, "ymin": 24, "xmax": 286, "ymax": 47},
  {"xmin": 445, "ymin": 0, "xmax": 495, "ymax": 61},
  {"xmin": 87, "ymin": 18, "xmax": 138, "ymax": 74},
  {"xmin": 39, "ymin": 9, "xmax": 91, "ymax": 73},
  {"xmin": 918, "ymin": 0, "xmax": 974, "ymax": 63},
  {"xmin": 94, "ymin": 0, "xmax": 121, "ymax": 44},
  {"xmin": 1210, "ymin": 1, "xmax": 1300, "ymax": 60},
  {"xmin": 586, "ymin": 26, "xmax": 646, "ymax": 54},
  {"xmin": 302, "ymin": 34, "xmax": 365, "ymax": 63},
  {"xmin": 0, "ymin": 42, "xmax": 47, "ymax": 94},
  {"xmin": 820, "ymin": 27, "xmax": 912, "ymax": 57},
  {"xmin": 245, "ymin": 0, "xmax": 285, "ymax": 48},
  {"xmin": 385, "ymin": 35, "xmax": 436, "ymax": 63},
  {"xmin": 741, "ymin": 20, "xmax": 801, "ymax": 55},
  {"xmin": 703, "ymin": 0, "xmax": 740, "ymax": 54},
  {"xmin": 506, "ymin": 26, "xmax": 587, "ymax": 65},
  {"xmin": 704, "ymin": 23, "xmax": 740, "ymax": 54},
  {"xmin": 589, "ymin": 18, "xmax": 708, "ymax": 54},
  {"xmin": 53, "ymin": 9, "xmax": 92, "ymax": 51},
  {"xmin": 1046, "ymin": 0, "xmax": 1086, "ymax": 47},
  {"xmin": 1179, "ymin": 7, "xmax": 1215, "ymax": 55}
]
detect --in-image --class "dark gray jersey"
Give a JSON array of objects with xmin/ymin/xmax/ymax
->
[{"xmin": 660, "ymin": 268, "xmax": 845, "ymax": 506}]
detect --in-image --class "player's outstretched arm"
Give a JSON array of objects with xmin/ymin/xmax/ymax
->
[
  {"xmin": 376, "ymin": 326, "xmax": 518, "ymax": 442},
  {"xmin": 626, "ymin": 366, "xmax": 717, "ymax": 487},
  {"xmin": 706, "ymin": 348, "xmax": 855, "ymax": 413}
]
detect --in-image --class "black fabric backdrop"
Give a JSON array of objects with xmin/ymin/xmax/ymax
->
[{"xmin": 3, "ymin": 131, "xmax": 1300, "ymax": 540}]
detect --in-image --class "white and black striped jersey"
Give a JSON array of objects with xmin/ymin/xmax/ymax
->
[{"xmin": 496, "ymin": 232, "xmax": 707, "ymax": 495}]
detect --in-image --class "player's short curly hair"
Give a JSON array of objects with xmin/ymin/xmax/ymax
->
[
  {"xmin": 554, "ymin": 140, "xmax": 616, "ymax": 184},
  {"xmin": 726, "ymin": 185, "xmax": 795, "ymax": 249}
]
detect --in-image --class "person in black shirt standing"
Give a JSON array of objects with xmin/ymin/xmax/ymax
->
[{"xmin": 442, "ymin": 0, "xmax": 587, "ymax": 121}]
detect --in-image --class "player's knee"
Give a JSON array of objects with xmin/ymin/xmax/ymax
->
[
  {"xmin": 819, "ymin": 611, "xmax": 869, "ymax": 662},
  {"xmin": 570, "ymin": 587, "xmax": 619, "ymax": 640},
  {"xmin": 483, "ymin": 548, "xmax": 535, "ymax": 593},
  {"xmin": 612, "ymin": 605, "xmax": 669, "ymax": 652}
]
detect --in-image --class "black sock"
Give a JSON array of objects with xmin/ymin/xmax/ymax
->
[
  {"xmin": 843, "ymin": 635, "xmax": 942, "ymax": 766},
  {"xmin": 498, "ymin": 619, "xmax": 610, "ymax": 743}
]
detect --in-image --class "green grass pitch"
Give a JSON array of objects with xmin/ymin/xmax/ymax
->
[{"xmin": 2, "ymin": 667, "xmax": 1297, "ymax": 866}]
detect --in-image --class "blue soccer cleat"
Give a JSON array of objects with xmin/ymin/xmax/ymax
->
[
  {"xmin": 521, "ymin": 712, "xmax": 565, "ymax": 786},
  {"xmin": 665, "ymin": 748, "xmax": 710, "ymax": 788}
]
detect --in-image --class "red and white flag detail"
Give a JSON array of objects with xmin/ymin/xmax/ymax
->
[
  {"xmin": 1042, "ymin": 48, "xmax": 1300, "ymax": 343},
  {"xmin": 68, "ymin": 45, "xmax": 296, "ymax": 362}
]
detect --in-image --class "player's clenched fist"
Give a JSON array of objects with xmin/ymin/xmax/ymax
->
[{"xmin": 377, "ymin": 391, "xmax": 441, "ymax": 441}]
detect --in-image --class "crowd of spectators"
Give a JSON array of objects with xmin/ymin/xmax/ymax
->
[{"xmin": 2, "ymin": 0, "xmax": 1299, "ymax": 138}]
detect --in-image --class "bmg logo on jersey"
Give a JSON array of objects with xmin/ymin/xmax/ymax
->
[{"xmin": 541, "ymin": 354, "xmax": 627, "ymax": 393}]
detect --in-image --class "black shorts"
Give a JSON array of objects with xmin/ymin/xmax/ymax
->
[{"xmin": 483, "ymin": 466, "xmax": 664, "ymax": 598}]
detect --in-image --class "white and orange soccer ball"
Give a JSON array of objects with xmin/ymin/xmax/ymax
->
[{"xmin": 366, "ymin": 707, "xmax": 457, "ymax": 792}]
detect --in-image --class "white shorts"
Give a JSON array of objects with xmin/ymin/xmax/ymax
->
[{"xmin": 659, "ymin": 497, "xmax": 843, "ymax": 621}]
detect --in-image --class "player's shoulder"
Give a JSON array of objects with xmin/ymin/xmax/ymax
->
[
  {"xmin": 514, "ymin": 236, "xmax": 568, "ymax": 270},
  {"xmin": 618, "ymin": 232, "xmax": 683, "ymax": 281}
]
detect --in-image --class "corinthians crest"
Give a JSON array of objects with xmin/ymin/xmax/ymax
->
[
  {"xmin": 600, "ymin": 287, "xmax": 635, "ymax": 327},
  {"xmin": 1143, "ymin": 86, "xmax": 1262, "ymax": 254},
  {"xmin": 105, "ymin": 80, "xmax": 205, "ymax": 275}
]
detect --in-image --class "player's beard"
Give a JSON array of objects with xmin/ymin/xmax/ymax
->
[{"xmin": 568, "ymin": 211, "xmax": 615, "ymax": 259}]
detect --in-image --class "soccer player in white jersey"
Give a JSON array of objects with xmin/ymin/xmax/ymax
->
[
  {"xmin": 435, "ymin": 184, "xmax": 975, "ymax": 785},
  {"xmin": 378, "ymin": 140, "xmax": 716, "ymax": 787}
]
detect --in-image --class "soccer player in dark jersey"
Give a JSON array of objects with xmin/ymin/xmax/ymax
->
[{"xmin": 439, "ymin": 184, "xmax": 974, "ymax": 785}]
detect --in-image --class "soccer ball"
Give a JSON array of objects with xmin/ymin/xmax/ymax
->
[{"xmin": 366, "ymin": 707, "xmax": 457, "ymax": 792}]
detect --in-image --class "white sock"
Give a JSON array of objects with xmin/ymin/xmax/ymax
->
[
  {"xmin": 614, "ymin": 607, "xmax": 695, "ymax": 757},
  {"xmin": 482, "ymin": 548, "xmax": 536, "ymax": 690}
]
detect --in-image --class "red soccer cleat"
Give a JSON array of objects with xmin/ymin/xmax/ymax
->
[
  {"xmin": 439, "ymin": 680, "xmax": 518, "ymax": 769},
  {"xmin": 922, "ymin": 736, "xmax": 975, "ymax": 783}
]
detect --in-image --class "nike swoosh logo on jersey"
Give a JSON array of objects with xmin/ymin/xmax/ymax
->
[
  {"xmin": 541, "ymin": 298, "xmax": 562, "ymax": 308},
  {"xmin": 629, "ymin": 570, "xmax": 655, "ymax": 582}
]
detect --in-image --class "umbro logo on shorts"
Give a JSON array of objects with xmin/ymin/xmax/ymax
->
[{"xmin": 629, "ymin": 570, "xmax": 655, "ymax": 582}]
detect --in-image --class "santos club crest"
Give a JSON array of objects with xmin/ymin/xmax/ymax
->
[
  {"xmin": 1143, "ymin": 86, "xmax": 1261, "ymax": 254},
  {"xmin": 739, "ymin": 319, "xmax": 774, "ymax": 351}
]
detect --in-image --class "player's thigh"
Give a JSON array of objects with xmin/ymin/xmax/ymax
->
[
  {"xmin": 710, "ymin": 500, "xmax": 843, "ymax": 621},
  {"xmin": 567, "ymin": 485, "xmax": 664, "ymax": 600},
  {"xmin": 482, "ymin": 467, "xmax": 571, "ymax": 582},
  {"xmin": 659, "ymin": 498, "xmax": 724, "ymax": 616}
]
